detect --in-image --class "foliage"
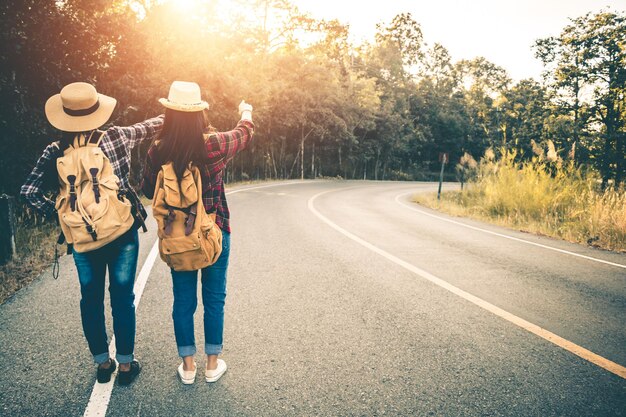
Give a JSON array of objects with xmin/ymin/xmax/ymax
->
[{"xmin": 0, "ymin": 2, "xmax": 625, "ymax": 197}]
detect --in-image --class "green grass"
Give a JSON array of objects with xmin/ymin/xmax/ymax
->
[{"xmin": 414, "ymin": 149, "xmax": 626, "ymax": 253}]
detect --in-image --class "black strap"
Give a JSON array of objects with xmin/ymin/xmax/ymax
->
[
  {"xmin": 52, "ymin": 245, "xmax": 60, "ymax": 280},
  {"xmin": 63, "ymin": 100, "xmax": 100, "ymax": 117},
  {"xmin": 87, "ymin": 130, "xmax": 105, "ymax": 145}
]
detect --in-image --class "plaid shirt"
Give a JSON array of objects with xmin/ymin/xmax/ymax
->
[
  {"xmin": 141, "ymin": 119, "xmax": 255, "ymax": 233},
  {"xmin": 20, "ymin": 116, "xmax": 164, "ymax": 219}
]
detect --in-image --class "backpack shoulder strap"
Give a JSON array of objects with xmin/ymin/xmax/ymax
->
[{"xmin": 87, "ymin": 130, "xmax": 105, "ymax": 146}]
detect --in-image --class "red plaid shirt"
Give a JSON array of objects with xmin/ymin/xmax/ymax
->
[{"xmin": 141, "ymin": 120, "xmax": 255, "ymax": 233}]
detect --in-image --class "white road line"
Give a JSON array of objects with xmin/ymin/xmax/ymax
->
[
  {"xmin": 82, "ymin": 180, "xmax": 309, "ymax": 417},
  {"xmin": 83, "ymin": 239, "xmax": 159, "ymax": 417},
  {"xmin": 394, "ymin": 191, "xmax": 626, "ymax": 270},
  {"xmin": 308, "ymin": 188, "xmax": 626, "ymax": 380}
]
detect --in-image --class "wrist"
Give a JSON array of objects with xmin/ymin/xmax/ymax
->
[{"xmin": 241, "ymin": 110, "xmax": 252, "ymax": 121}]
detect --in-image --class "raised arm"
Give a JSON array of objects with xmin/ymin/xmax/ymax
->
[
  {"xmin": 108, "ymin": 114, "xmax": 165, "ymax": 151},
  {"xmin": 141, "ymin": 145, "xmax": 160, "ymax": 199},
  {"xmin": 20, "ymin": 143, "xmax": 60, "ymax": 219},
  {"xmin": 205, "ymin": 101, "xmax": 255, "ymax": 164}
]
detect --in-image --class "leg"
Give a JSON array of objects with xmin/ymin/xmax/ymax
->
[
  {"xmin": 73, "ymin": 246, "xmax": 109, "ymax": 365},
  {"xmin": 171, "ymin": 268, "xmax": 199, "ymax": 370},
  {"xmin": 107, "ymin": 228, "xmax": 139, "ymax": 367},
  {"xmin": 201, "ymin": 231, "xmax": 230, "ymax": 370}
]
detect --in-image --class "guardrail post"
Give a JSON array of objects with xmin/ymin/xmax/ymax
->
[{"xmin": 0, "ymin": 194, "xmax": 17, "ymax": 264}]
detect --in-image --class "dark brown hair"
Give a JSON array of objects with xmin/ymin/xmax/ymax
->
[{"xmin": 156, "ymin": 108, "xmax": 209, "ymax": 181}]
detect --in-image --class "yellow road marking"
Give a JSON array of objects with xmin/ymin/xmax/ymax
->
[{"xmin": 309, "ymin": 188, "xmax": 626, "ymax": 380}]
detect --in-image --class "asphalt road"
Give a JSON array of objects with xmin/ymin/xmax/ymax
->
[{"xmin": 1, "ymin": 180, "xmax": 625, "ymax": 417}]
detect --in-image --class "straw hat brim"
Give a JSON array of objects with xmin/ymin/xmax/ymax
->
[
  {"xmin": 45, "ymin": 93, "xmax": 117, "ymax": 132},
  {"xmin": 159, "ymin": 98, "xmax": 209, "ymax": 112}
]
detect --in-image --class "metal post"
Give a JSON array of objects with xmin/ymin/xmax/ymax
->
[
  {"xmin": 0, "ymin": 194, "xmax": 17, "ymax": 264},
  {"xmin": 437, "ymin": 154, "xmax": 447, "ymax": 200}
]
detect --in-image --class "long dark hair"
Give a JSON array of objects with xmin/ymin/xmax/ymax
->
[{"xmin": 156, "ymin": 108, "xmax": 209, "ymax": 181}]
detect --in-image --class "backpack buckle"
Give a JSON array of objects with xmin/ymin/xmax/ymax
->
[
  {"xmin": 89, "ymin": 168, "xmax": 100, "ymax": 203},
  {"xmin": 67, "ymin": 175, "xmax": 77, "ymax": 211}
]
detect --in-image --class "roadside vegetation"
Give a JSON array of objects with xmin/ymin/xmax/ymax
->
[
  {"xmin": 414, "ymin": 145, "xmax": 626, "ymax": 252},
  {"xmin": 0, "ymin": 208, "xmax": 57, "ymax": 303}
]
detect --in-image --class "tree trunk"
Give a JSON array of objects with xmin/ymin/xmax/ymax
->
[
  {"xmin": 600, "ymin": 132, "xmax": 614, "ymax": 190},
  {"xmin": 374, "ymin": 148, "xmax": 380, "ymax": 180},
  {"xmin": 289, "ymin": 148, "xmax": 301, "ymax": 179},
  {"xmin": 311, "ymin": 142, "xmax": 315, "ymax": 178},
  {"xmin": 300, "ymin": 136, "xmax": 304, "ymax": 180},
  {"xmin": 338, "ymin": 146, "xmax": 342, "ymax": 175},
  {"xmin": 616, "ymin": 132, "xmax": 624, "ymax": 187}
]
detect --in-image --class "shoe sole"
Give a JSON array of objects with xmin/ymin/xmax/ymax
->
[
  {"xmin": 96, "ymin": 360, "xmax": 117, "ymax": 384},
  {"xmin": 205, "ymin": 366, "xmax": 227, "ymax": 383},
  {"xmin": 179, "ymin": 373, "xmax": 196, "ymax": 385},
  {"xmin": 178, "ymin": 364, "xmax": 196, "ymax": 385}
]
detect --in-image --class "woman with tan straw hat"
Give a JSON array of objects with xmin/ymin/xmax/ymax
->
[
  {"xmin": 141, "ymin": 80, "xmax": 254, "ymax": 384},
  {"xmin": 21, "ymin": 81, "xmax": 164, "ymax": 386}
]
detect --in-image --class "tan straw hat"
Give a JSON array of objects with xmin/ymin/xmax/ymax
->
[
  {"xmin": 159, "ymin": 81, "xmax": 209, "ymax": 112},
  {"xmin": 45, "ymin": 82, "xmax": 116, "ymax": 132}
]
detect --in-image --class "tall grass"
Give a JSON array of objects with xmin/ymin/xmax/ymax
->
[{"xmin": 415, "ymin": 148, "xmax": 626, "ymax": 252}]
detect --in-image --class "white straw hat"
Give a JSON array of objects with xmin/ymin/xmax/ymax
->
[
  {"xmin": 159, "ymin": 81, "xmax": 209, "ymax": 112},
  {"xmin": 45, "ymin": 82, "xmax": 117, "ymax": 132}
]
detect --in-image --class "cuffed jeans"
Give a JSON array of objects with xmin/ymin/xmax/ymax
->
[
  {"xmin": 72, "ymin": 228, "xmax": 138, "ymax": 365},
  {"xmin": 171, "ymin": 231, "xmax": 230, "ymax": 358}
]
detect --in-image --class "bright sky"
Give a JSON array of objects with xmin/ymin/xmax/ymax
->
[{"xmin": 292, "ymin": 0, "xmax": 626, "ymax": 81}]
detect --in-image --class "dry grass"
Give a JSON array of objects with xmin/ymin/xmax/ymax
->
[
  {"xmin": 0, "ymin": 208, "xmax": 59, "ymax": 304},
  {"xmin": 414, "ymin": 149, "xmax": 626, "ymax": 253}
]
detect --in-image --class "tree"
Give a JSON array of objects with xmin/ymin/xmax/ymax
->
[{"xmin": 535, "ymin": 10, "xmax": 626, "ymax": 187}]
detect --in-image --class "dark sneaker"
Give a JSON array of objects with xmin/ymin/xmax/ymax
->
[
  {"xmin": 118, "ymin": 360, "xmax": 141, "ymax": 386},
  {"xmin": 96, "ymin": 359, "xmax": 116, "ymax": 384}
]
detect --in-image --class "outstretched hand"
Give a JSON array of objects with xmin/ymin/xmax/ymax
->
[{"xmin": 239, "ymin": 100, "xmax": 253, "ymax": 114}]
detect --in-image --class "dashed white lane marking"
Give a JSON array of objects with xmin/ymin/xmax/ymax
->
[
  {"xmin": 308, "ymin": 188, "xmax": 626, "ymax": 380},
  {"xmin": 83, "ymin": 180, "xmax": 309, "ymax": 417},
  {"xmin": 394, "ymin": 191, "xmax": 626, "ymax": 270}
]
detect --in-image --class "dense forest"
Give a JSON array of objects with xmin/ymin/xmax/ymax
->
[{"xmin": 1, "ymin": 1, "xmax": 625, "ymax": 195}]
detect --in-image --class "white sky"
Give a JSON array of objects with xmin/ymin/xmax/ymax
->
[{"xmin": 291, "ymin": 0, "xmax": 626, "ymax": 81}]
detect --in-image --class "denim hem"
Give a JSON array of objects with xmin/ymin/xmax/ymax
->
[
  {"xmin": 94, "ymin": 352, "xmax": 110, "ymax": 365},
  {"xmin": 205, "ymin": 343, "xmax": 223, "ymax": 355},
  {"xmin": 116, "ymin": 353, "xmax": 134, "ymax": 364},
  {"xmin": 178, "ymin": 345, "xmax": 196, "ymax": 358}
]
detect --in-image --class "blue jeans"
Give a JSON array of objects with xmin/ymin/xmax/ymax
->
[
  {"xmin": 171, "ymin": 232, "xmax": 230, "ymax": 357},
  {"xmin": 72, "ymin": 228, "xmax": 139, "ymax": 365}
]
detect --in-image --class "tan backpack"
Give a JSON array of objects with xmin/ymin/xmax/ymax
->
[
  {"xmin": 152, "ymin": 162, "xmax": 222, "ymax": 271},
  {"xmin": 55, "ymin": 131, "xmax": 134, "ymax": 253}
]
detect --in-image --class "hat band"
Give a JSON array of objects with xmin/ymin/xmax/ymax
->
[{"xmin": 63, "ymin": 100, "xmax": 100, "ymax": 117}]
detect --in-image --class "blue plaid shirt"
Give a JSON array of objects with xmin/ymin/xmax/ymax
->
[{"xmin": 20, "ymin": 116, "xmax": 164, "ymax": 219}]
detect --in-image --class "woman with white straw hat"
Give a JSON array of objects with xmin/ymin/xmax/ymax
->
[
  {"xmin": 141, "ymin": 81, "xmax": 254, "ymax": 384},
  {"xmin": 21, "ymin": 81, "xmax": 164, "ymax": 386}
]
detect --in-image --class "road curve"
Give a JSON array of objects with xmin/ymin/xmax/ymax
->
[{"xmin": 0, "ymin": 180, "xmax": 624, "ymax": 417}]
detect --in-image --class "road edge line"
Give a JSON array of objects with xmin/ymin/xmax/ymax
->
[
  {"xmin": 394, "ymin": 191, "xmax": 626, "ymax": 270},
  {"xmin": 308, "ymin": 188, "xmax": 626, "ymax": 380}
]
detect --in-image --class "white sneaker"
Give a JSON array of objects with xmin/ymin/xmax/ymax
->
[
  {"xmin": 177, "ymin": 362, "xmax": 196, "ymax": 385},
  {"xmin": 205, "ymin": 359, "xmax": 227, "ymax": 382}
]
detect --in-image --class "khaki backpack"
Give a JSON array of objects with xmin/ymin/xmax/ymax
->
[
  {"xmin": 55, "ymin": 131, "xmax": 135, "ymax": 253},
  {"xmin": 152, "ymin": 162, "xmax": 222, "ymax": 271}
]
